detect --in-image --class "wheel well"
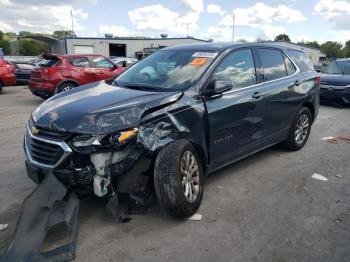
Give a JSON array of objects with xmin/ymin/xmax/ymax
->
[
  {"xmin": 302, "ymin": 102, "xmax": 315, "ymax": 122},
  {"xmin": 58, "ymin": 80, "xmax": 79, "ymax": 88},
  {"xmin": 190, "ymin": 141, "xmax": 209, "ymax": 172}
]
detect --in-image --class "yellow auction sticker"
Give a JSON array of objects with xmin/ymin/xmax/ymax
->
[{"xmin": 191, "ymin": 57, "xmax": 208, "ymax": 66}]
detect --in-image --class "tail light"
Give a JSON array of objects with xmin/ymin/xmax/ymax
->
[
  {"xmin": 44, "ymin": 67, "xmax": 58, "ymax": 75},
  {"xmin": 315, "ymin": 75, "xmax": 320, "ymax": 86},
  {"xmin": 5, "ymin": 64, "xmax": 14, "ymax": 73}
]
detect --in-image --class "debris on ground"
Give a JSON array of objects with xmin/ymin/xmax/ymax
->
[
  {"xmin": 312, "ymin": 173, "xmax": 328, "ymax": 181},
  {"xmin": 322, "ymin": 134, "xmax": 350, "ymax": 144},
  {"xmin": 336, "ymin": 174, "xmax": 343, "ymax": 178},
  {"xmin": 0, "ymin": 224, "xmax": 8, "ymax": 232},
  {"xmin": 187, "ymin": 213, "xmax": 202, "ymax": 221}
]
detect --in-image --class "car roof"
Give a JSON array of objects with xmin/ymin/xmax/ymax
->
[
  {"xmin": 44, "ymin": 54, "xmax": 103, "ymax": 59},
  {"xmin": 162, "ymin": 42, "xmax": 301, "ymax": 53}
]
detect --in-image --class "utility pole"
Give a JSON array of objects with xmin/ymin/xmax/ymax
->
[
  {"xmin": 71, "ymin": 10, "xmax": 75, "ymax": 38},
  {"xmin": 232, "ymin": 14, "xmax": 235, "ymax": 42}
]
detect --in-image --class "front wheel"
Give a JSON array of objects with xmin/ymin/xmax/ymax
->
[
  {"xmin": 154, "ymin": 140, "xmax": 204, "ymax": 218},
  {"xmin": 284, "ymin": 107, "xmax": 312, "ymax": 151}
]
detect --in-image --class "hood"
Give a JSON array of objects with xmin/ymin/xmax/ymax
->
[
  {"xmin": 32, "ymin": 81, "xmax": 182, "ymax": 134},
  {"xmin": 320, "ymin": 73, "xmax": 350, "ymax": 86}
]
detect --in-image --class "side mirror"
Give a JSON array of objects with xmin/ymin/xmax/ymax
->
[{"xmin": 204, "ymin": 79, "xmax": 232, "ymax": 97}]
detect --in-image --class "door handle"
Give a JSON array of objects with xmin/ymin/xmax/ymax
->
[
  {"xmin": 252, "ymin": 91, "xmax": 265, "ymax": 99},
  {"xmin": 294, "ymin": 80, "xmax": 301, "ymax": 86}
]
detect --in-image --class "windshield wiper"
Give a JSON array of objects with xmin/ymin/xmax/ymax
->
[{"xmin": 116, "ymin": 82, "xmax": 161, "ymax": 91}]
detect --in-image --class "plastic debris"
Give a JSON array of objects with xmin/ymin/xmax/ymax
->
[
  {"xmin": 0, "ymin": 224, "xmax": 8, "ymax": 232},
  {"xmin": 312, "ymin": 173, "xmax": 328, "ymax": 181},
  {"xmin": 322, "ymin": 135, "xmax": 350, "ymax": 144},
  {"xmin": 187, "ymin": 213, "xmax": 202, "ymax": 221},
  {"xmin": 336, "ymin": 174, "xmax": 343, "ymax": 178}
]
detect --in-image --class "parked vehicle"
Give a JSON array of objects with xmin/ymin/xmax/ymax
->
[
  {"xmin": 24, "ymin": 43, "xmax": 319, "ymax": 218},
  {"xmin": 0, "ymin": 58, "xmax": 16, "ymax": 93},
  {"xmin": 319, "ymin": 58, "xmax": 350, "ymax": 105},
  {"xmin": 12, "ymin": 62, "xmax": 35, "ymax": 84},
  {"xmin": 110, "ymin": 57, "xmax": 138, "ymax": 67},
  {"xmin": 28, "ymin": 54, "xmax": 125, "ymax": 99}
]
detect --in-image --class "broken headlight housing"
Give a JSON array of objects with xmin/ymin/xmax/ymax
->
[{"xmin": 72, "ymin": 128, "xmax": 138, "ymax": 149}]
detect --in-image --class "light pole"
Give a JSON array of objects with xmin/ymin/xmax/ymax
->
[{"xmin": 232, "ymin": 14, "xmax": 235, "ymax": 42}]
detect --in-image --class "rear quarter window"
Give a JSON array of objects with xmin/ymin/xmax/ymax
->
[{"xmin": 286, "ymin": 50, "xmax": 314, "ymax": 72}]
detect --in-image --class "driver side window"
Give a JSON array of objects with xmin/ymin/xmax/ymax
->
[{"xmin": 212, "ymin": 49, "xmax": 257, "ymax": 90}]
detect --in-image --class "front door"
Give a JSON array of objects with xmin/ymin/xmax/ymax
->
[{"xmin": 205, "ymin": 48, "xmax": 266, "ymax": 170}]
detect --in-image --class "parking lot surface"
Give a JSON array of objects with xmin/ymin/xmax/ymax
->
[{"xmin": 0, "ymin": 85, "xmax": 349, "ymax": 262}]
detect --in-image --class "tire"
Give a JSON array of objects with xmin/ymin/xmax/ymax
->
[
  {"xmin": 0, "ymin": 81, "xmax": 3, "ymax": 94},
  {"xmin": 154, "ymin": 140, "xmax": 204, "ymax": 218},
  {"xmin": 54, "ymin": 82, "xmax": 78, "ymax": 95},
  {"xmin": 284, "ymin": 107, "xmax": 312, "ymax": 151}
]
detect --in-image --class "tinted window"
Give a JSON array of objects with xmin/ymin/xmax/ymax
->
[
  {"xmin": 322, "ymin": 61, "xmax": 342, "ymax": 74},
  {"xmin": 70, "ymin": 57, "xmax": 90, "ymax": 67},
  {"xmin": 39, "ymin": 58, "xmax": 60, "ymax": 67},
  {"xmin": 258, "ymin": 49, "xmax": 286, "ymax": 81},
  {"xmin": 286, "ymin": 50, "xmax": 314, "ymax": 72},
  {"xmin": 212, "ymin": 49, "xmax": 256, "ymax": 89},
  {"xmin": 91, "ymin": 57, "xmax": 114, "ymax": 68},
  {"xmin": 283, "ymin": 54, "xmax": 296, "ymax": 76},
  {"xmin": 336, "ymin": 60, "xmax": 350, "ymax": 74}
]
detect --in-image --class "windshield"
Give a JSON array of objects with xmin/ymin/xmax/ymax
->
[
  {"xmin": 115, "ymin": 49, "xmax": 219, "ymax": 91},
  {"xmin": 337, "ymin": 60, "xmax": 350, "ymax": 74}
]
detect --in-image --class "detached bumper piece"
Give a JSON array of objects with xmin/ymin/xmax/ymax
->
[{"xmin": 1, "ymin": 175, "xmax": 80, "ymax": 262}]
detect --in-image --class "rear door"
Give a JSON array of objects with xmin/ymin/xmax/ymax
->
[
  {"xmin": 69, "ymin": 57, "xmax": 95, "ymax": 85},
  {"xmin": 254, "ymin": 48, "xmax": 303, "ymax": 147},
  {"xmin": 205, "ymin": 48, "xmax": 266, "ymax": 169}
]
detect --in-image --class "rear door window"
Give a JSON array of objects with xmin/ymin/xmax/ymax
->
[
  {"xmin": 257, "ymin": 48, "xmax": 286, "ymax": 81},
  {"xmin": 212, "ymin": 49, "xmax": 257, "ymax": 89},
  {"xmin": 283, "ymin": 54, "xmax": 297, "ymax": 76},
  {"xmin": 39, "ymin": 57, "xmax": 60, "ymax": 67},
  {"xmin": 91, "ymin": 57, "xmax": 114, "ymax": 68},
  {"xmin": 286, "ymin": 50, "xmax": 314, "ymax": 72},
  {"xmin": 70, "ymin": 57, "xmax": 90, "ymax": 67},
  {"xmin": 322, "ymin": 61, "xmax": 342, "ymax": 74}
]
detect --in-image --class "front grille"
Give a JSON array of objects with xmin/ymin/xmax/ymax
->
[
  {"xmin": 35, "ymin": 126, "xmax": 71, "ymax": 141},
  {"xmin": 25, "ymin": 125, "xmax": 72, "ymax": 168}
]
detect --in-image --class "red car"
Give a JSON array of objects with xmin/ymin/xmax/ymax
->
[
  {"xmin": 0, "ymin": 58, "xmax": 16, "ymax": 94},
  {"xmin": 28, "ymin": 54, "xmax": 125, "ymax": 98}
]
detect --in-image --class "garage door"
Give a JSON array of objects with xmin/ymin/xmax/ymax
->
[{"xmin": 74, "ymin": 45, "xmax": 95, "ymax": 54}]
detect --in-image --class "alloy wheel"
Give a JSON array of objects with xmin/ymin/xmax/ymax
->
[
  {"xmin": 181, "ymin": 151, "xmax": 200, "ymax": 203},
  {"xmin": 295, "ymin": 114, "xmax": 309, "ymax": 145}
]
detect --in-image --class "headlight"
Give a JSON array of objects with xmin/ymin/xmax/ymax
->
[{"xmin": 72, "ymin": 128, "xmax": 138, "ymax": 148}]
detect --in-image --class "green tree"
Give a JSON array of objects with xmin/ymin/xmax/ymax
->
[
  {"xmin": 53, "ymin": 30, "xmax": 74, "ymax": 39},
  {"xmin": 18, "ymin": 31, "xmax": 33, "ymax": 38},
  {"xmin": 0, "ymin": 39, "xmax": 10, "ymax": 55},
  {"xmin": 18, "ymin": 39, "xmax": 48, "ymax": 56},
  {"xmin": 274, "ymin": 34, "xmax": 291, "ymax": 42},
  {"xmin": 320, "ymin": 41, "xmax": 345, "ymax": 59},
  {"xmin": 300, "ymin": 41, "xmax": 320, "ymax": 49},
  {"xmin": 0, "ymin": 31, "xmax": 3, "ymax": 40},
  {"xmin": 236, "ymin": 38, "xmax": 248, "ymax": 43},
  {"xmin": 3, "ymin": 32, "xmax": 17, "ymax": 41}
]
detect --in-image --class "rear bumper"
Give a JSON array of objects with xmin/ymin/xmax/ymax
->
[
  {"xmin": 320, "ymin": 87, "xmax": 350, "ymax": 104},
  {"xmin": 1, "ymin": 74, "xmax": 16, "ymax": 86},
  {"xmin": 28, "ymin": 80, "xmax": 55, "ymax": 97}
]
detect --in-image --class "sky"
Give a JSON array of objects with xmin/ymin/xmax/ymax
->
[{"xmin": 0, "ymin": 0, "xmax": 350, "ymax": 44}]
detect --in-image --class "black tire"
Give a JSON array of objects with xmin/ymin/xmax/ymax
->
[
  {"xmin": 0, "ymin": 81, "xmax": 3, "ymax": 94},
  {"xmin": 154, "ymin": 140, "xmax": 204, "ymax": 218},
  {"xmin": 54, "ymin": 82, "xmax": 78, "ymax": 95},
  {"xmin": 284, "ymin": 107, "xmax": 312, "ymax": 151}
]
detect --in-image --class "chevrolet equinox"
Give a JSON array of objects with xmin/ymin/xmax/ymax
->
[{"xmin": 24, "ymin": 43, "xmax": 320, "ymax": 218}]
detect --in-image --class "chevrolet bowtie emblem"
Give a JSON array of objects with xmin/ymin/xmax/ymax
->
[{"xmin": 31, "ymin": 126, "xmax": 39, "ymax": 135}]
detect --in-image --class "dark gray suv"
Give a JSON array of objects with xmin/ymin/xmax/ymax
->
[{"xmin": 24, "ymin": 43, "xmax": 320, "ymax": 218}]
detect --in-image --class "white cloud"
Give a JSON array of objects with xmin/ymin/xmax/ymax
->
[
  {"xmin": 261, "ymin": 24, "xmax": 286, "ymax": 39},
  {"xmin": 0, "ymin": 1, "xmax": 88, "ymax": 34},
  {"xmin": 181, "ymin": 0, "xmax": 204, "ymax": 13},
  {"xmin": 315, "ymin": 0, "xmax": 350, "ymax": 31},
  {"xmin": 99, "ymin": 24, "xmax": 129, "ymax": 36},
  {"xmin": 128, "ymin": 4, "xmax": 200, "ymax": 36},
  {"xmin": 0, "ymin": 20, "xmax": 12, "ymax": 31},
  {"xmin": 207, "ymin": 4, "xmax": 226, "ymax": 16}
]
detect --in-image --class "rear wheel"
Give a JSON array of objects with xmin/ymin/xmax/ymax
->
[
  {"xmin": 284, "ymin": 107, "xmax": 312, "ymax": 151},
  {"xmin": 54, "ymin": 82, "xmax": 78, "ymax": 95},
  {"xmin": 154, "ymin": 140, "xmax": 204, "ymax": 218}
]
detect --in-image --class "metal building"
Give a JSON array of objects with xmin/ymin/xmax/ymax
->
[{"xmin": 49, "ymin": 37, "xmax": 210, "ymax": 59}]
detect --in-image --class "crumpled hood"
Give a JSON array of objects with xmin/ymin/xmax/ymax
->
[
  {"xmin": 320, "ymin": 73, "xmax": 350, "ymax": 86},
  {"xmin": 32, "ymin": 81, "xmax": 182, "ymax": 134}
]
